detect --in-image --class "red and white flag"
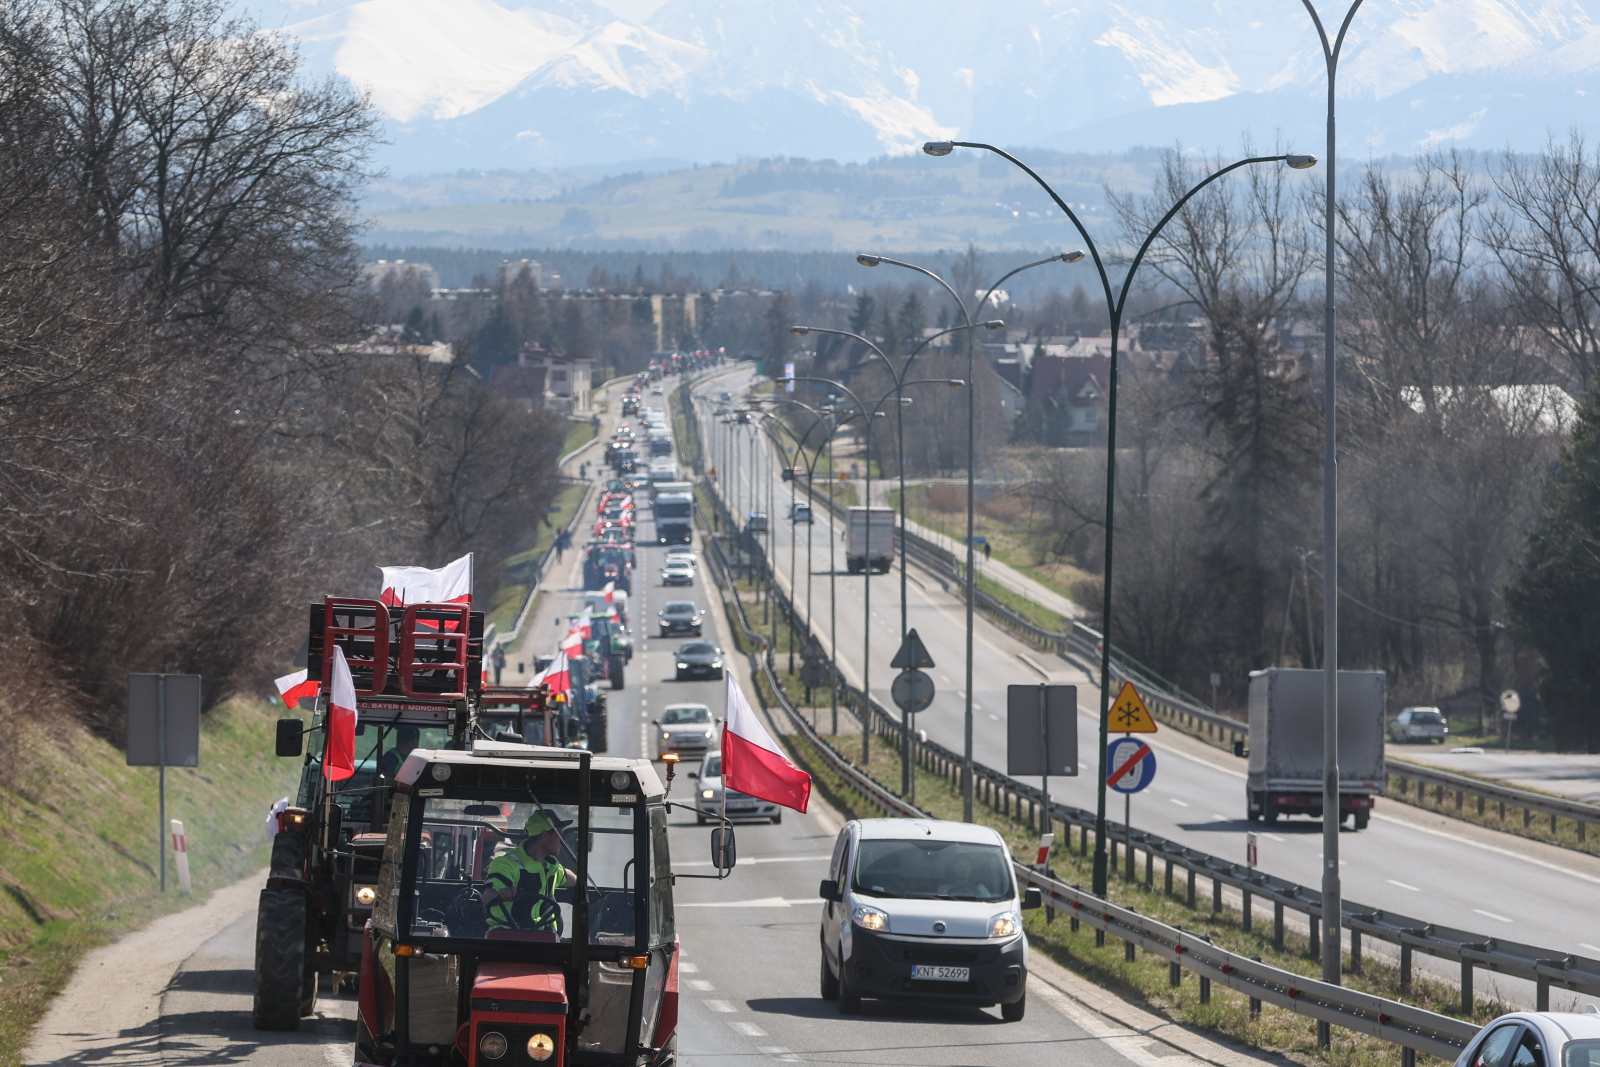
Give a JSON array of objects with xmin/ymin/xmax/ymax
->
[
  {"xmin": 560, "ymin": 629, "xmax": 585, "ymax": 655},
  {"xmin": 275, "ymin": 669, "xmax": 318, "ymax": 711},
  {"xmin": 323, "ymin": 646, "xmax": 358, "ymax": 782},
  {"xmin": 378, "ymin": 553, "xmax": 473, "ymax": 607},
  {"xmin": 534, "ymin": 650, "xmax": 571, "ymax": 696},
  {"xmin": 721, "ymin": 671, "xmax": 811, "ymax": 812},
  {"xmin": 602, "ymin": 581, "xmax": 615, "ymax": 603}
]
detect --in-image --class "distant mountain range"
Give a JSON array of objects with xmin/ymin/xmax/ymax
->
[{"xmin": 247, "ymin": 0, "xmax": 1600, "ymax": 175}]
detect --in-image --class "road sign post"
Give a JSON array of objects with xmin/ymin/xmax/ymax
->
[
  {"xmin": 1500, "ymin": 689, "xmax": 1520, "ymax": 752},
  {"xmin": 1007, "ymin": 684, "xmax": 1077, "ymax": 837},
  {"xmin": 892, "ymin": 630, "xmax": 936, "ymax": 799},
  {"xmin": 127, "ymin": 674, "xmax": 201, "ymax": 892}
]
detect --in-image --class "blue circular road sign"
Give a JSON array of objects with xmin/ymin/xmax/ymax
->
[{"xmin": 1106, "ymin": 737, "xmax": 1157, "ymax": 794}]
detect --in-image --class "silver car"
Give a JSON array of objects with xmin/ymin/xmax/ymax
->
[
  {"xmin": 691, "ymin": 750, "xmax": 781, "ymax": 824},
  {"xmin": 1390, "ymin": 706, "xmax": 1448, "ymax": 744},
  {"xmin": 1451, "ymin": 1012, "xmax": 1600, "ymax": 1067},
  {"xmin": 661, "ymin": 560, "xmax": 695, "ymax": 586},
  {"xmin": 654, "ymin": 703, "xmax": 716, "ymax": 760}
]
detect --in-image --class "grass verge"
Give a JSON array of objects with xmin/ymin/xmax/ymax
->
[
  {"xmin": 0, "ymin": 699, "xmax": 303, "ymax": 1067},
  {"xmin": 487, "ymin": 481, "xmax": 588, "ymax": 633},
  {"xmin": 562, "ymin": 418, "xmax": 598, "ymax": 458}
]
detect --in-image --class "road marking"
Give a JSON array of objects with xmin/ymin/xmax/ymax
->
[
  {"xmin": 730, "ymin": 1021, "xmax": 768, "ymax": 1037},
  {"xmin": 677, "ymin": 896, "xmax": 818, "ymax": 908},
  {"xmin": 1211, "ymin": 814, "xmax": 1229, "ymax": 821},
  {"xmin": 688, "ymin": 979, "xmax": 714, "ymax": 991},
  {"xmin": 758, "ymin": 1048, "xmax": 799, "ymax": 1063},
  {"xmin": 1169, "ymin": 798, "xmax": 1189, "ymax": 808},
  {"xmin": 988, "ymin": 713, "xmax": 999, "ymax": 721},
  {"xmin": 1387, "ymin": 879, "xmax": 1420, "ymax": 891},
  {"xmin": 1370, "ymin": 810, "xmax": 1600, "ymax": 888},
  {"xmin": 679, "ymin": 854, "xmax": 829, "ymax": 868},
  {"xmin": 1582, "ymin": 944, "xmax": 1600, "ymax": 954},
  {"xmin": 1474, "ymin": 908, "xmax": 1512, "ymax": 923},
  {"xmin": 704, "ymin": 999, "xmax": 735, "ymax": 1013},
  {"xmin": 680, "ymin": 961, "xmax": 699, "ymax": 973}
]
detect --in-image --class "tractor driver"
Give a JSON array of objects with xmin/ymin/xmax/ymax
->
[{"xmin": 483, "ymin": 811, "xmax": 577, "ymax": 933}]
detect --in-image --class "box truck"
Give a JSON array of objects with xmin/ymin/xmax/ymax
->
[
  {"xmin": 846, "ymin": 506, "xmax": 896, "ymax": 574},
  {"xmin": 1246, "ymin": 667, "xmax": 1387, "ymax": 829}
]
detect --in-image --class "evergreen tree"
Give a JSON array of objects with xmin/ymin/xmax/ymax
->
[
  {"xmin": 1506, "ymin": 390, "xmax": 1600, "ymax": 751},
  {"xmin": 848, "ymin": 292, "xmax": 875, "ymax": 337}
]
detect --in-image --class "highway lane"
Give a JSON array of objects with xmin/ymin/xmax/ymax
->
[
  {"xmin": 689, "ymin": 370, "xmax": 1600, "ymax": 1007},
  {"xmin": 66, "ymin": 372, "xmax": 1235, "ymax": 1067}
]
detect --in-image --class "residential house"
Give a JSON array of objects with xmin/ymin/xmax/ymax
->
[{"xmin": 517, "ymin": 346, "xmax": 593, "ymax": 413}]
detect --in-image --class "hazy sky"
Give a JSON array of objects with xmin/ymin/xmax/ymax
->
[{"xmin": 589, "ymin": 0, "xmax": 669, "ymax": 19}]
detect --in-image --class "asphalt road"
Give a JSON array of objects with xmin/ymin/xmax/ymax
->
[
  {"xmin": 691, "ymin": 369, "xmax": 1600, "ymax": 1009},
  {"xmin": 1391, "ymin": 747, "xmax": 1600, "ymax": 804},
  {"xmin": 28, "ymin": 372, "xmax": 1247, "ymax": 1067}
]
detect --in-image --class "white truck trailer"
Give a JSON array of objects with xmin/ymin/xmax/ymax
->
[
  {"xmin": 846, "ymin": 506, "xmax": 896, "ymax": 574},
  {"xmin": 1246, "ymin": 667, "xmax": 1387, "ymax": 829}
]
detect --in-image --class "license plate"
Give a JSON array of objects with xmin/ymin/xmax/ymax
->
[{"xmin": 911, "ymin": 964, "xmax": 970, "ymax": 982}]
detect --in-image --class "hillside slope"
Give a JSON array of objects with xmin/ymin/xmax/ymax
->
[{"xmin": 0, "ymin": 700, "xmax": 303, "ymax": 1067}]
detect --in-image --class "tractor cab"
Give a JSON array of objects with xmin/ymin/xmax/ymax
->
[
  {"xmin": 355, "ymin": 745, "xmax": 733, "ymax": 1067},
  {"xmin": 258, "ymin": 596, "xmax": 484, "ymax": 1030},
  {"xmin": 478, "ymin": 686, "xmax": 565, "ymax": 747}
]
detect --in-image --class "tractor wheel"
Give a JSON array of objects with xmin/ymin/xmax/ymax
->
[
  {"xmin": 610, "ymin": 660, "xmax": 625, "ymax": 690},
  {"xmin": 588, "ymin": 707, "xmax": 610, "ymax": 753},
  {"xmin": 269, "ymin": 831, "xmax": 303, "ymax": 879},
  {"xmin": 253, "ymin": 887, "xmax": 308, "ymax": 1030}
]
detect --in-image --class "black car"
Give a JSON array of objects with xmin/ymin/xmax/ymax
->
[
  {"xmin": 658, "ymin": 601, "xmax": 703, "ymax": 636},
  {"xmin": 674, "ymin": 640, "xmax": 724, "ymax": 680}
]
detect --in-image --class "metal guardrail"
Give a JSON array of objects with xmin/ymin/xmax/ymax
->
[
  {"xmin": 692, "ymin": 476, "xmax": 1484, "ymax": 1059},
  {"xmin": 1387, "ymin": 760, "xmax": 1600, "ymax": 841},
  {"xmin": 684, "ymin": 393, "xmax": 1600, "ymax": 1022}
]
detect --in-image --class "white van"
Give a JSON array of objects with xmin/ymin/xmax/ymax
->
[{"xmin": 818, "ymin": 818, "xmax": 1040, "ymax": 1020}]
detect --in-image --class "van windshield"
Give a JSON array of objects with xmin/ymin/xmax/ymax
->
[{"xmin": 853, "ymin": 839, "xmax": 1012, "ymax": 903}]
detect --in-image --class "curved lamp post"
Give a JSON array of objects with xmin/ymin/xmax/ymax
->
[
  {"xmin": 856, "ymin": 251, "xmax": 1086, "ymax": 818},
  {"xmin": 1303, "ymin": 0, "xmax": 1365, "ymax": 1004},
  {"xmin": 790, "ymin": 321, "xmax": 998, "ymax": 797},
  {"xmin": 789, "ymin": 374, "xmax": 960, "ymax": 766},
  {"xmin": 923, "ymin": 138, "xmax": 1316, "ymax": 895}
]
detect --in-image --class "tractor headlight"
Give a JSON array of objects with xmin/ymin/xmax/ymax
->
[
  {"xmin": 479, "ymin": 1032, "xmax": 508, "ymax": 1060},
  {"xmin": 354, "ymin": 885, "xmax": 376, "ymax": 907},
  {"xmin": 526, "ymin": 1033, "xmax": 555, "ymax": 1061},
  {"xmin": 989, "ymin": 911, "xmax": 1020, "ymax": 937}
]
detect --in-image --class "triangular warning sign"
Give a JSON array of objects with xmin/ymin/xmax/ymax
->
[
  {"xmin": 890, "ymin": 628, "xmax": 935, "ymax": 669},
  {"xmin": 1108, "ymin": 680, "xmax": 1157, "ymax": 733}
]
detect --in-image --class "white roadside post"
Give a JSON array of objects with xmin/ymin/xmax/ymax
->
[{"xmin": 171, "ymin": 819, "xmax": 192, "ymax": 894}]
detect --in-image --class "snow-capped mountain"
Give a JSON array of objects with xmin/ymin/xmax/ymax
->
[{"xmin": 247, "ymin": 0, "xmax": 1600, "ymax": 173}]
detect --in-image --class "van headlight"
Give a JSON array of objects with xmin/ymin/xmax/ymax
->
[
  {"xmin": 852, "ymin": 904, "xmax": 888, "ymax": 932},
  {"xmin": 989, "ymin": 911, "xmax": 1020, "ymax": 937},
  {"xmin": 703, "ymin": 729, "xmax": 714, "ymax": 739},
  {"xmin": 701, "ymin": 788, "xmax": 715, "ymax": 800},
  {"xmin": 661, "ymin": 732, "xmax": 672, "ymax": 742}
]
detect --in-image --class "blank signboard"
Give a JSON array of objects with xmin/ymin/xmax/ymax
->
[
  {"xmin": 1006, "ymin": 684, "xmax": 1078, "ymax": 777},
  {"xmin": 126, "ymin": 674, "xmax": 202, "ymax": 767}
]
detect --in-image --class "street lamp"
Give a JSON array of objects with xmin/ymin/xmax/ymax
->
[
  {"xmin": 1302, "ymin": 0, "xmax": 1366, "ymax": 1005},
  {"xmin": 924, "ymin": 139, "xmax": 1317, "ymax": 895},
  {"xmin": 791, "ymin": 320, "xmax": 997, "ymax": 797},
  {"xmin": 858, "ymin": 251, "xmax": 1084, "ymax": 820},
  {"xmin": 788, "ymin": 374, "xmax": 957, "ymax": 767}
]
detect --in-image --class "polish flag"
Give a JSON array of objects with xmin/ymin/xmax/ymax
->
[
  {"xmin": 323, "ymin": 646, "xmax": 358, "ymax": 782},
  {"xmin": 602, "ymin": 581, "xmax": 615, "ymax": 603},
  {"xmin": 378, "ymin": 553, "xmax": 473, "ymax": 607},
  {"xmin": 274, "ymin": 669, "xmax": 318, "ymax": 711},
  {"xmin": 534, "ymin": 650, "xmax": 571, "ymax": 695},
  {"xmin": 721, "ymin": 671, "xmax": 811, "ymax": 812},
  {"xmin": 561, "ymin": 629, "xmax": 585, "ymax": 655}
]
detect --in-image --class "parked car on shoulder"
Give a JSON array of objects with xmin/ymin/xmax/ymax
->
[{"xmin": 1390, "ymin": 706, "xmax": 1448, "ymax": 744}]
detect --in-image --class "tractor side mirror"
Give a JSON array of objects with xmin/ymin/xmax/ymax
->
[
  {"xmin": 818, "ymin": 878, "xmax": 842, "ymax": 902},
  {"xmin": 275, "ymin": 719, "xmax": 304, "ymax": 758},
  {"xmin": 711, "ymin": 826, "xmax": 737, "ymax": 871},
  {"xmin": 324, "ymin": 804, "xmax": 344, "ymax": 843},
  {"xmin": 1022, "ymin": 887, "xmax": 1043, "ymax": 910}
]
